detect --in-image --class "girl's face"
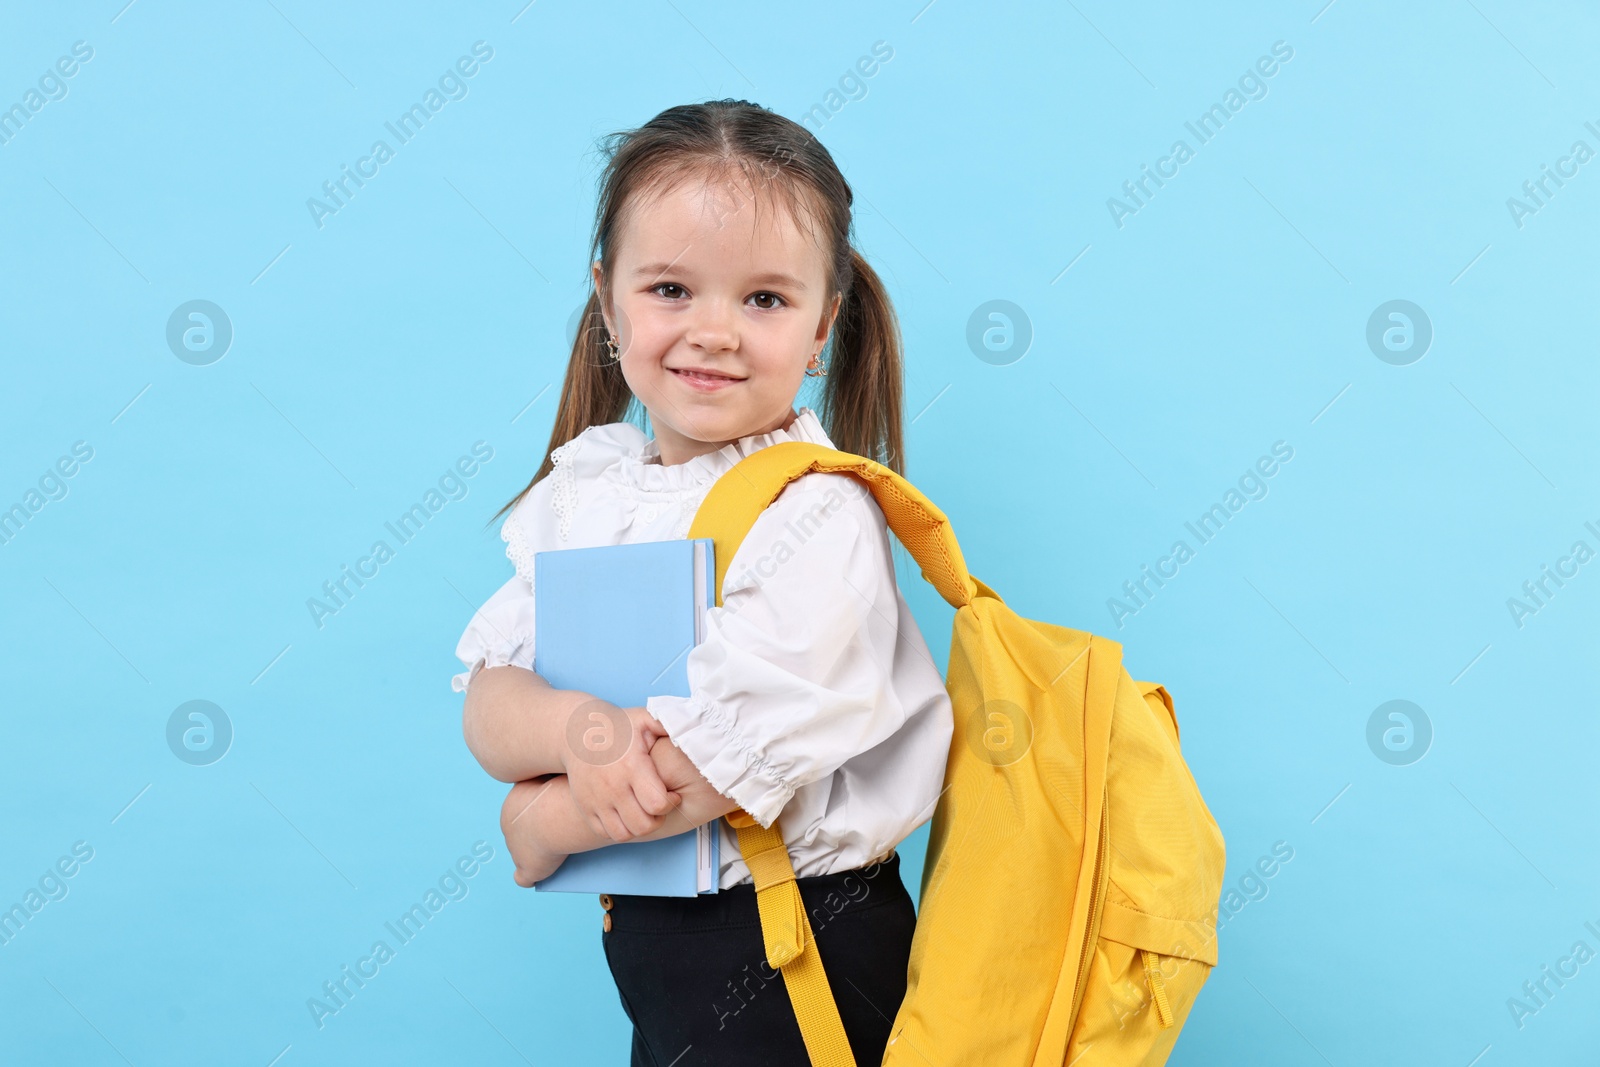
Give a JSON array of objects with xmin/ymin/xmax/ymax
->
[{"xmin": 594, "ymin": 175, "xmax": 841, "ymax": 467}]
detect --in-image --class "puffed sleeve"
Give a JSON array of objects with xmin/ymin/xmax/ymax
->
[
  {"xmin": 451, "ymin": 472, "xmax": 547, "ymax": 695},
  {"xmin": 646, "ymin": 473, "xmax": 919, "ymax": 828},
  {"xmin": 451, "ymin": 573, "xmax": 537, "ymax": 694}
]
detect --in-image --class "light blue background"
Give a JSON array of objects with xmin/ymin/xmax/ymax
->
[{"xmin": 3, "ymin": 1, "xmax": 1597, "ymax": 1064}]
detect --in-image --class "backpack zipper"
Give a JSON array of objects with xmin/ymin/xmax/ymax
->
[{"xmin": 1067, "ymin": 787, "xmax": 1110, "ymax": 1027}]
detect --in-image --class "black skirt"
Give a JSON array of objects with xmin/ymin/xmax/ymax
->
[{"xmin": 601, "ymin": 851, "xmax": 917, "ymax": 1067}]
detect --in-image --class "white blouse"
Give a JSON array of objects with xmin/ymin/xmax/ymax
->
[{"xmin": 451, "ymin": 407, "xmax": 953, "ymax": 889}]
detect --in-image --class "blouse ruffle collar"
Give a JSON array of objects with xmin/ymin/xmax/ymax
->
[{"xmin": 613, "ymin": 406, "xmax": 832, "ymax": 492}]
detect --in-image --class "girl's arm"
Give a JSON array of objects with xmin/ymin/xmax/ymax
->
[
  {"xmin": 468, "ymin": 664, "xmax": 682, "ymax": 842},
  {"xmin": 500, "ymin": 732, "xmax": 743, "ymax": 885},
  {"xmin": 637, "ymin": 734, "xmax": 744, "ymax": 837},
  {"xmin": 461, "ymin": 664, "xmax": 585, "ymax": 782}
]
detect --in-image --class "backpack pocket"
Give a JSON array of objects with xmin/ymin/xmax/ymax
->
[
  {"xmin": 1066, "ymin": 899, "xmax": 1216, "ymax": 1064},
  {"xmin": 1062, "ymin": 671, "xmax": 1225, "ymax": 1064}
]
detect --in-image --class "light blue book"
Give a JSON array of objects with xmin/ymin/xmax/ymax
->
[{"xmin": 531, "ymin": 537, "xmax": 721, "ymax": 897}]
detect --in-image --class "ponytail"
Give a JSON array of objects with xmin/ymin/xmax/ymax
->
[{"xmin": 816, "ymin": 248, "xmax": 904, "ymax": 476}]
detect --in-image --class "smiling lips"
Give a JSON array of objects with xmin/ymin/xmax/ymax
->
[{"xmin": 670, "ymin": 366, "xmax": 744, "ymax": 392}]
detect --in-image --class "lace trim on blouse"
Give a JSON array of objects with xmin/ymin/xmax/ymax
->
[
  {"xmin": 547, "ymin": 436, "xmax": 582, "ymax": 542},
  {"xmin": 499, "ymin": 436, "xmax": 582, "ymax": 582}
]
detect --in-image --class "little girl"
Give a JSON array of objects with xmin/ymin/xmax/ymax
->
[{"xmin": 452, "ymin": 99, "xmax": 952, "ymax": 1066}]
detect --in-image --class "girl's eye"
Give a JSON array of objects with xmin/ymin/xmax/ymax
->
[{"xmin": 649, "ymin": 285, "xmax": 786, "ymax": 310}]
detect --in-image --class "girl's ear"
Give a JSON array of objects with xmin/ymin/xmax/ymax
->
[
  {"xmin": 591, "ymin": 260, "xmax": 610, "ymax": 332},
  {"xmin": 814, "ymin": 291, "xmax": 843, "ymax": 353}
]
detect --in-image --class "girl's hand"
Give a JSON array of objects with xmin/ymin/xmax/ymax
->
[
  {"xmin": 500, "ymin": 777, "xmax": 568, "ymax": 887},
  {"xmin": 564, "ymin": 703, "xmax": 681, "ymax": 842}
]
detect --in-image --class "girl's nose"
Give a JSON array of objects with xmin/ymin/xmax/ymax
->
[{"xmin": 684, "ymin": 298, "xmax": 738, "ymax": 352}]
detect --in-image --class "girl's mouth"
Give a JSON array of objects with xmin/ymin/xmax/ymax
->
[{"xmin": 669, "ymin": 367, "xmax": 743, "ymax": 392}]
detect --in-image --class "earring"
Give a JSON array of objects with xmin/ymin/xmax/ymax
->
[
  {"xmin": 604, "ymin": 333, "xmax": 621, "ymax": 361},
  {"xmin": 804, "ymin": 353, "xmax": 828, "ymax": 378}
]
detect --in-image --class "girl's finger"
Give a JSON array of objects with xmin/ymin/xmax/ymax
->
[
  {"xmin": 620, "ymin": 798, "xmax": 662, "ymax": 837},
  {"xmin": 618, "ymin": 801, "xmax": 648, "ymax": 837},
  {"xmin": 632, "ymin": 774, "xmax": 672, "ymax": 817}
]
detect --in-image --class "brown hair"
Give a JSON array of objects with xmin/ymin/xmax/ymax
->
[{"xmin": 489, "ymin": 98, "xmax": 904, "ymax": 527}]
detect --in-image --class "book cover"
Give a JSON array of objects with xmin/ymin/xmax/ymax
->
[{"xmin": 531, "ymin": 537, "xmax": 720, "ymax": 896}]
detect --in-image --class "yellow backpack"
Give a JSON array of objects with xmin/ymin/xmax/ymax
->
[{"xmin": 687, "ymin": 441, "xmax": 1227, "ymax": 1066}]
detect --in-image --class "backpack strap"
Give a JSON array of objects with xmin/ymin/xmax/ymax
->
[
  {"xmin": 686, "ymin": 440, "xmax": 978, "ymax": 1067},
  {"xmin": 724, "ymin": 809, "xmax": 856, "ymax": 1067},
  {"xmin": 687, "ymin": 440, "xmax": 983, "ymax": 611}
]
